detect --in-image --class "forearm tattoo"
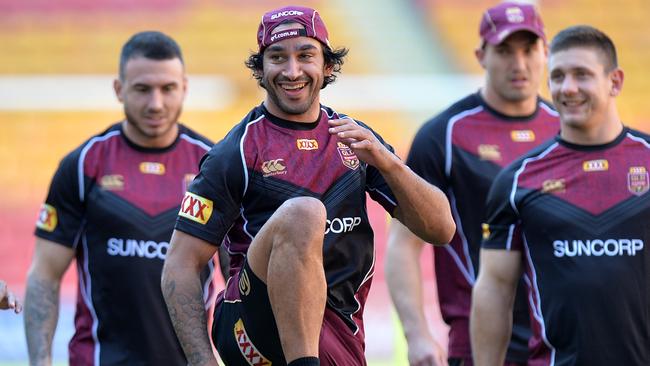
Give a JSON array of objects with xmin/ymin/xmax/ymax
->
[
  {"xmin": 24, "ymin": 276, "xmax": 59, "ymax": 365},
  {"xmin": 162, "ymin": 277, "xmax": 214, "ymax": 365}
]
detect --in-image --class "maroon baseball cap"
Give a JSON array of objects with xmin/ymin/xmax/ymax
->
[
  {"xmin": 257, "ymin": 5, "xmax": 330, "ymax": 51},
  {"xmin": 479, "ymin": 2, "xmax": 546, "ymax": 46}
]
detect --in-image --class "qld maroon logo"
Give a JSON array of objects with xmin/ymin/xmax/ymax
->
[
  {"xmin": 336, "ymin": 142, "xmax": 359, "ymax": 170},
  {"xmin": 628, "ymin": 166, "xmax": 649, "ymax": 196}
]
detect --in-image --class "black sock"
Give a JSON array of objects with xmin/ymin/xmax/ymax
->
[{"xmin": 287, "ymin": 356, "xmax": 320, "ymax": 366}]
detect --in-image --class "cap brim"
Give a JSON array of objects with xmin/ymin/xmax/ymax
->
[{"xmin": 484, "ymin": 25, "xmax": 545, "ymax": 45}]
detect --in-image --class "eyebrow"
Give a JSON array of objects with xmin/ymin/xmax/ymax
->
[{"xmin": 266, "ymin": 43, "xmax": 319, "ymax": 52}]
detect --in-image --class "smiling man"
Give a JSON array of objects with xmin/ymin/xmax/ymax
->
[
  {"xmin": 386, "ymin": 3, "xmax": 559, "ymax": 365},
  {"xmin": 471, "ymin": 25, "xmax": 650, "ymax": 365},
  {"xmin": 161, "ymin": 6, "xmax": 455, "ymax": 366},
  {"xmin": 25, "ymin": 31, "xmax": 222, "ymax": 366}
]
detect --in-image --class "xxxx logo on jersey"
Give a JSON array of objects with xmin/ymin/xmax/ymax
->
[
  {"xmin": 36, "ymin": 204, "xmax": 58, "ymax": 232},
  {"xmin": 234, "ymin": 319, "xmax": 271, "ymax": 366},
  {"xmin": 179, "ymin": 192, "xmax": 213, "ymax": 225}
]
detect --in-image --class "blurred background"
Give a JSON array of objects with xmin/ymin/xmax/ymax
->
[{"xmin": 1, "ymin": 0, "xmax": 649, "ymax": 364}]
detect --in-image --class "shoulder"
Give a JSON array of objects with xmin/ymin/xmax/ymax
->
[{"xmin": 177, "ymin": 124, "xmax": 214, "ymax": 150}]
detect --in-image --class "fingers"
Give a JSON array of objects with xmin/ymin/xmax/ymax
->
[
  {"xmin": 328, "ymin": 118, "xmax": 373, "ymax": 146},
  {"xmin": 0, "ymin": 281, "xmax": 22, "ymax": 313}
]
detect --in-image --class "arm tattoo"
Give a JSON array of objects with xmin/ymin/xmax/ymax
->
[
  {"xmin": 163, "ymin": 277, "xmax": 215, "ymax": 365},
  {"xmin": 24, "ymin": 276, "xmax": 60, "ymax": 365}
]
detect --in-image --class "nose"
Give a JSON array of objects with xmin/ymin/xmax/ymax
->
[
  {"xmin": 560, "ymin": 75, "xmax": 579, "ymax": 95},
  {"xmin": 282, "ymin": 56, "xmax": 303, "ymax": 80},
  {"xmin": 512, "ymin": 50, "xmax": 527, "ymax": 71},
  {"xmin": 147, "ymin": 89, "xmax": 164, "ymax": 111}
]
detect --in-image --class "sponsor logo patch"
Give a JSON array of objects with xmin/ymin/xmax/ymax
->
[
  {"xmin": 36, "ymin": 203, "xmax": 57, "ymax": 232},
  {"xmin": 179, "ymin": 192, "xmax": 213, "ymax": 224},
  {"xmin": 542, "ymin": 179, "xmax": 566, "ymax": 194},
  {"xmin": 234, "ymin": 319, "xmax": 272, "ymax": 366},
  {"xmin": 582, "ymin": 159, "xmax": 608, "ymax": 172},
  {"xmin": 478, "ymin": 144, "xmax": 502, "ymax": 162},
  {"xmin": 239, "ymin": 268, "xmax": 251, "ymax": 296},
  {"xmin": 482, "ymin": 223, "xmax": 491, "ymax": 240},
  {"xmin": 337, "ymin": 142, "xmax": 360, "ymax": 170},
  {"xmin": 510, "ymin": 130, "xmax": 536, "ymax": 142},
  {"xmin": 628, "ymin": 166, "xmax": 649, "ymax": 196},
  {"xmin": 107, "ymin": 238, "xmax": 169, "ymax": 260},
  {"xmin": 270, "ymin": 10, "xmax": 304, "ymax": 20},
  {"xmin": 100, "ymin": 174, "xmax": 124, "ymax": 191},
  {"xmin": 261, "ymin": 159, "xmax": 287, "ymax": 177},
  {"xmin": 506, "ymin": 7, "xmax": 525, "ymax": 23},
  {"xmin": 296, "ymin": 139, "xmax": 318, "ymax": 151},
  {"xmin": 139, "ymin": 162, "xmax": 165, "ymax": 175},
  {"xmin": 325, "ymin": 217, "xmax": 361, "ymax": 234}
]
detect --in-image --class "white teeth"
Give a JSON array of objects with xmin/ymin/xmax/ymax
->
[{"xmin": 282, "ymin": 83, "xmax": 305, "ymax": 90}]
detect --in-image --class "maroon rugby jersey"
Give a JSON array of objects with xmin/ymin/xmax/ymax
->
[
  {"xmin": 175, "ymin": 104, "xmax": 398, "ymax": 340},
  {"xmin": 483, "ymin": 128, "xmax": 650, "ymax": 366},
  {"xmin": 406, "ymin": 92, "xmax": 559, "ymax": 361},
  {"xmin": 35, "ymin": 122, "xmax": 215, "ymax": 366}
]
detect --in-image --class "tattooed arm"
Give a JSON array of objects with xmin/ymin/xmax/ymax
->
[
  {"xmin": 24, "ymin": 238, "xmax": 75, "ymax": 366},
  {"xmin": 162, "ymin": 230, "xmax": 219, "ymax": 366}
]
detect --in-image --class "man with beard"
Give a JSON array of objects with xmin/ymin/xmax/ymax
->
[
  {"xmin": 386, "ymin": 2, "xmax": 559, "ymax": 365},
  {"xmin": 161, "ymin": 5, "xmax": 456, "ymax": 366},
  {"xmin": 472, "ymin": 25, "xmax": 650, "ymax": 365},
  {"xmin": 25, "ymin": 31, "xmax": 224, "ymax": 366}
]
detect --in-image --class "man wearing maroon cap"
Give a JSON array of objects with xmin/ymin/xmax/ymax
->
[
  {"xmin": 386, "ymin": 2, "xmax": 558, "ymax": 366},
  {"xmin": 162, "ymin": 5, "xmax": 455, "ymax": 366}
]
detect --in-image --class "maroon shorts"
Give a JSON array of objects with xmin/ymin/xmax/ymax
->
[{"xmin": 213, "ymin": 259, "xmax": 366, "ymax": 365}]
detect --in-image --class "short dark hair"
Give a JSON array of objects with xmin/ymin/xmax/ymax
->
[
  {"xmin": 119, "ymin": 31, "xmax": 184, "ymax": 80},
  {"xmin": 549, "ymin": 25, "xmax": 618, "ymax": 72},
  {"xmin": 244, "ymin": 45, "xmax": 349, "ymax": 89}
]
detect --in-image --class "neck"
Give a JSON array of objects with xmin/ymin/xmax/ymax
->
[
  {"xmin": 560, "ymin": 107, "xmax": 623, "ymax": 145},
  {"xmin": 480, "ymin": 87, "xmax": 538, "ymax": 117},
  {"xmin": 263, "ymin": 99, "xmax": 321, "ymax": 123}
]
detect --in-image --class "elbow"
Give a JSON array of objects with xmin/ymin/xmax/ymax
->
[{"xmin": 422, "ymin": 215, "xmax": 456, "ymax": 245}]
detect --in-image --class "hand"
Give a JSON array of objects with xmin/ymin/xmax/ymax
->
[
  {"xmin": 328, "ymin": 118, "xmax": 395, "ymax": 171},
  {"xmin": 0, "ymin": 280, "xmax": 22, "ymax": 314},
  {"xmin": 407, "ymin": 334, "xmax": 448, "ymax": 366}
]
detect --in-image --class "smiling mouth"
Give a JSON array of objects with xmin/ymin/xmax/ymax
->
[{"xmin": 281, "ymin": 82, "xmax": 306, "ymax": 91}]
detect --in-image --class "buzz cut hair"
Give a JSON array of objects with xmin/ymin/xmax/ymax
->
[
  {"xmin": 549, "ymin": 25, "xmax": 618, "ymax": 72},
  {"xmin": 119, "ymin": 31, "xmax": 184, "ymax": 80}
]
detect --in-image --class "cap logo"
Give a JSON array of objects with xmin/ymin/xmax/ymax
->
[
  {"xmin": 506, "ymin": 7, "xmax": 525, "ymax": 23},
  {"xmin": 270, "ymin": 29, "xmax": 300, "ymax": 43},
  {"xmin": 271, "ymin": 10, "xmax": 304, "ymax": 20}
]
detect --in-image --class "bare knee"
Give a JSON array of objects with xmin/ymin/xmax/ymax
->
[{"xmin": 276, "ymin": 197, "xmax": 327, "ymax": 231}]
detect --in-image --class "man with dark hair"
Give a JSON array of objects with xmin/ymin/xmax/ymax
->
[
  {"xmin": 161, "ymin": 5, "xmax": 455, "ymax": 366},
  {"xmin": 472, "ymin": 25, "xmax": 650, "ymax": 365},
  {"xmin": 0, "ymin": 280, "xmax": 22, "ymax": 313},
  {"xmin": 386, "ymin": 2, "xmax": 558, "ymax": 365},
  {"xmin": 25, "ymin": 31, "xmax": 221, "ymax": 366}
]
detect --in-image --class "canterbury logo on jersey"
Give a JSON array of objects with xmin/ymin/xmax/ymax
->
[
  {"xmin": 296, "ymin": 139, "xmax": 318, "ymax": 151},
  {"xmin": 234, "ymin": 319, "xmax": 272, "ymax": 366},
  {"xmin": 179, "ymin": 192, "xmax": 213, "ymax": 224},
  {"xmin": 36, "ymin": 203, "xmax": 57, "ymax": 232},
  {"xmin": 583, "ymin": 159, "xmax": 608, "ymax": 172},
  {"xmin": 107, "ymin": 238, "xmax": 169, "ymax": 260},
  {"xmin": 261, "ymin": 159, "xmax": 286, "ymax": 177},
  {"xmin": 510, "ymin": 130, "xmax": 536, "ymax": 142},
  {"xmin": 139, "ymin": 162, "xmax": 166, "ymax": 175},
  {"xmin": 553, "ymin": 239, "xmax": 644, "ymax": 257},
  {"xmin": 478, "ymin": 144, "xmax": 501, "ymax": 161},
  {"xmin": 100, "ymin": 174, "xmax": 124, "ymax": 191},
  {"xmin": 542, "ymin": 179, "xmax": 566, "ymax": 194}
]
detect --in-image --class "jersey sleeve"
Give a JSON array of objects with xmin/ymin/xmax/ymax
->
[
  {"xmin": 481, "ymin": 166, "xmax": 524, "ymax": 251},
  {"xmin": 406, "ymin": 116, "xmax": 449, "ymax": 191},
  {"xmin": 175, "ymin": 132, "xmax": 246, "ymax": 246},
  {"xmin": 357, "ymin": 120, "xmax": 398, "ymax": 215},
  {"xmin": 35, "ymin": 149, "xmax": 85, "ymax": 248}
]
